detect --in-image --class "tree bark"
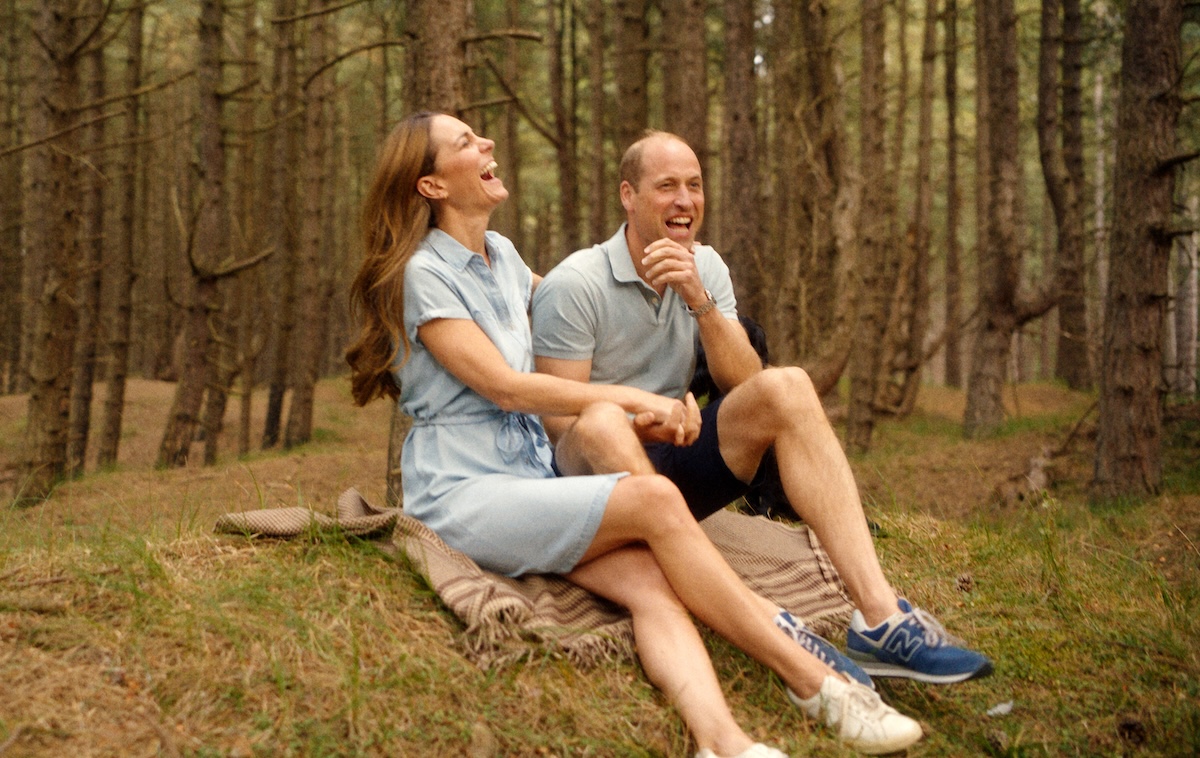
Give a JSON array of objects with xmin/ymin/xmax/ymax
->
[
  {"xmin": 0, "ymin": 0, "xmax": 23, "ymax": 394},
  {"xmin": 158, "ymin": 0, "xmax": 229, "ymax": 467},
  {"xmin": 613, "ymin": 0, "xmax": 648, "ymax": 152},
  {"xmin": 661, "ymin": 0, "xmax": 708, "ymax": 175},
  {"xmin": 717, "ymin": 0, "xmax": 760, "ymax": 312},
  {"xmin": 261, "ymin": 0, "xmax": 299, "ymax": 449},
  {"xmin": 67, "ymin": 20, "xmax": 108, "ymax": 477},
  {"xmin": 1094, "ymin": 0, "xmax": 1182, "ymax": 497},
  {"xmin": 404, "ymin": 0, "xmax": 469, "ymax": 114},
  {"xmin": 1039, "ymin": 0, "xmax": 1091, "ymax": 390},
  {"xmin": 846, "ymin": 0, "xmax": 889, "ymax": 452},
  {"xmin": 584, "ymin": 0, "xmax": 608, "ymax": 243},
  {"xmin": 97, "ymin": 0, "xmax": 143, "ymax": 468},
  {"xmin": 1174, "ymin": 197, "xmax": 1198, "ymax": 396},
  {"xmin": 17, "ymin": 0, "xmax": 84, "ymax": 500},
  {"xmin": 943, "ymin": 0, "xmax": 962, "ymax": 388},
  {"xmin": 284, "ymin": 0, "xmax": 332, "ymax": 449},
  {"xmin": 548, "ymin": 0, "xmax": 581, "ymax": 253}
]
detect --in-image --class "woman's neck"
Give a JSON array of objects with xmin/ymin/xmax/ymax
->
[{"xmin": 436, "ymin": 210, "xmax": 491, "ymax": 260}]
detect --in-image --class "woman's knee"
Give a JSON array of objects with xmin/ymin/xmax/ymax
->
[{"xmin": 613, "ymin": 474, "xmax": 696, "ymax": 535}]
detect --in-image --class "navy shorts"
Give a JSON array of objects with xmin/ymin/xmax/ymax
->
[{"xmin": 644, "ymin": 396, "xmax": 765, "ymax": 520}]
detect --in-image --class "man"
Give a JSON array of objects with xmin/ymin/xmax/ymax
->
[{"xmin": 531, "ymin": 130, "xmax": 992, "ymax": 685}]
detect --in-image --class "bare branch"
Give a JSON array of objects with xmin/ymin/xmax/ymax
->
[
  {"xmin": 64, "ymin": 0, "xmax": 117, "ymax": 61},
  {"xmin": 0, "ymin": 109, "xmax": 123, "ymax": 159},
  {"xmin": 462, "ymin": 28, "xmax": 543, "ymax": 44},
  {"xmin": 1155, "ymin": 149, "xmax": 1200, "ymax": 174},
  {"xmin": 71, "ymin": 69, "xmax": 196, "ymax": 114},
  {"xmin": 271, "ymin": 0, "xmax": 369, "ymax": 23},
  {"xmin": 212, "ymin": 247, "xmax": 275, "ymax": 278},
  {"xmin": 481, "ymin": 55, "xmax": 558, "ymax": 147},
  {"xmin": 303, "ymin": 40, "xmax": 407, "ymax": 90}
]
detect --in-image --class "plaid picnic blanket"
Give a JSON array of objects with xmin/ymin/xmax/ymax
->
[{"xmin": 215, "ymin": 488, "xmax": 854, "ymax": 668}]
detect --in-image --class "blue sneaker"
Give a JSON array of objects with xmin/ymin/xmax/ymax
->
[
  {"xmin": 775, "ymin": 610, "xmax": 875, "ymax": 689},
  {"xmin": 846, "ymin": 598, "xmax": 994, "ymax": 683}
]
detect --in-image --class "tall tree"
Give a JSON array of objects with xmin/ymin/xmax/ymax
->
[
  {"xmin": 67, "ymin": 11, "xmax": 109, "ymax": 476},
  {"xmin": 1040, "ymin": 0, "xmax": 1091, "ymax": 389},
  {"xmin": 1094, "ymin": 0, "xmax": 1184, "ymax": 497},
  {"xmin": 548, "ymin": 0, "xmax": 581, "ymax": 252},
  {"xmin": 584, "ymin": 0, "xmax": 609, "ymax": 243},
  {"xmin": 17, "ymin": 0, "xmax": 88, "ymax": 500},
  {"xmin": 261, "ymin": 0, "xmax": 300, "ymax": 449},
  {"xmin": 963, "ymin": 0, "xmax": 1056, "ymax": 438},
  {"xmin": 158, "ymin": 0, "xmax": 231, "ymax": 467},
  {"xmin": 717, "ymin": 0, "xmax": 761, "ymax": 312},
  {"xmin": 284, "ymin": 0, "xmax": 334, "ymax": 448},
  {"xmin": 404, "ymin": 0, "xmax": 469, "ymax": 114},
  {"xmin": 614, "ymin": 0, "xmax": 648, "ymax": 151},
  {"xmin": 97, "ymin": 0, "xmax": 144, "ymax": 468},
  {"xmin": 846, "ymin": 0, "xmax": 890, "ymax": 452},
  {"xmin": 0, "ymin": 0, "xmax": 23, "ymax": 395},
  {"xmin": 1173, "ymin": 196, "xmax": 1198, "ymax": 396},
  {"xmin": 661, "ymin": 0, "xmax": 708, "ymax": 175},
  {"xmin": 942, "ymin": 0, "xmax": 963, "ymax": 387}
]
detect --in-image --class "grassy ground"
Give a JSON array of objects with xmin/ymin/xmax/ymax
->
[{"xmin": 1, "ymin": 378, "xmax": 1197, "ymax": 757}]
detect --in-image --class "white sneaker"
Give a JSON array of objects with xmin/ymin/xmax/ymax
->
[
  {"xmin": 695, "ymin": 743, "xmax": 789, "ymax": 758},
  {"xmin": 788, "ymin": 675, "xmax": 923, "ymax": 755}
]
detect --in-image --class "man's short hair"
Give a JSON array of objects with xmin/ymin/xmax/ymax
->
[{"xmin": 618, "ymin": 130, "xmax": 691, "ymax": 189}]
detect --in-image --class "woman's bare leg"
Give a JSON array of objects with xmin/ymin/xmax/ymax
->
[
  {"xmin": 567, "ymin": 545, "xmax": 754, "ymax": 757},
  {"xmin": 579, "ymin": 474, "xmax": 833, "ymax": 700}
]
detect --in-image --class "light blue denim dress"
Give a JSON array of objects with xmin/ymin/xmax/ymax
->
[{"xmin": 397, "ymin": 229, "xmax": 624, "ymax": 577}]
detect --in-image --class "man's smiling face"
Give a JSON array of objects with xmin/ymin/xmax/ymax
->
[{"xmin": 621, "ymin": 135, "xmax": 705, "ymax": 252}]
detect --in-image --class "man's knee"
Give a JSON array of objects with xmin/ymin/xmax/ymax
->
[
  {"xmin": 570, "ymin": 401, "xmax": 636, "ymax": 447},
  {"xmin": 744, "ymin": 366, "xmax": 820, "ymax": 417}
]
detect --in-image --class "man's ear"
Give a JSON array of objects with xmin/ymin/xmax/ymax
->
[
  {"xmin": 619, "ymin": 180, "xmax": 635, "ymax": 211},
  {"xmin": 417, "ymin": 175, "xmax": 445, "ymax": 200}
]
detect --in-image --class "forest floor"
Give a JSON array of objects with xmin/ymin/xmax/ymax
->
[{"xmin": 0, "ymin": 377, "xmax": 1197, "ymax": 757}]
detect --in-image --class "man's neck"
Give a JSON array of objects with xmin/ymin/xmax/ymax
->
[{"xmin": 623, "ymin": 224, "xmax": 662, "ymax": 294}]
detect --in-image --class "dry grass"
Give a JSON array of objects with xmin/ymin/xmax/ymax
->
[{"xmin": 2, "ymin": 378, "xmax": 1198, "ymax": 757}]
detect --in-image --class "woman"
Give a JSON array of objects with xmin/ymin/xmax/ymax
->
[{"xmin": 346, "ymin": 112, "xmax": 922, "ymax": 758}]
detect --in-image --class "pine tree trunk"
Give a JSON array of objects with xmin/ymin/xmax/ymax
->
[
  {"xmin": 158, "ymin": 0, "xmax": 229, "ymax": 467},
  {"xmin": 613, "ymin": 0, "xmax": 647, "ymax": 152},
  {"xmin": 1094, "ymin": 0, "xmax": 1182, "ymax": 497},
  {"xmin": 97, "ymin": 0, "xmax": 143, "ymax": 468},
  {"xmin": 404, "ymin": 0, "xmax": 468, "ymax": 113},
  {"xmin": 284, "ymin": 0, "xmax": 332, "ymax": 449},
  {"xmin": 661, "ymin": 0, "xmax": 708, "ymax": 173},
  {"xmin": 846, "ymin": 0, "xmax": 889, "ymax": 453},
  {"xmin": 943, "ymin": 0, "xmax": 962, "ymax": 387},
  {"xmin": 1174, "ymin": 197, "xmax": 1198, "ymax": 396},
  {"xmin": 717, "ymin": 0, "xmax": 760, "ymax": 309},
  {"xmin": 262, "ymin": 0, "xmax": 299, "ymax": 449},
  {"xmin": 584, "ymin": 0, "xmax": 608, "ymax": 244},
  {"xmin": 17, "ymin": 0, "xmax": 84, "ymax": 501},
  {"xmin": 549, "ymin": 0, "xmax": 580, "ymax": 254},
  {"xmin": 964, "ymin": 0, "xmax": 1021, "ymax": 438},
  {"xmin": 67, "ymin": 30, "xmax": 108, "ymax": 477},
  {"xmin": 0, "ymin": 0, "xmax": 23, "ymax": 394}
]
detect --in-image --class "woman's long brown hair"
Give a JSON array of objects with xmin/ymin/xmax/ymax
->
[{"xmin": 345, "ymin": 112, "xmax": 439, "ymax": 406}]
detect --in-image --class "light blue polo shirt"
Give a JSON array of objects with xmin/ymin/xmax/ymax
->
[
  {"xmin": 531, "ymin": 224, "xmax": 739, "ymax": 400},
  {"xmin": 397, "ymin": 229, "xmax": 621, "ymax": 578}
]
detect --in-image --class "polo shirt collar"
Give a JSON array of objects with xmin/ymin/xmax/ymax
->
[
  {"xmin": 423, "ymin": 228, "xmax": 499, "ymax": 271},
  {"xmin": 602, "ymin": 223, "xmax": 646, "ymax": 285}
]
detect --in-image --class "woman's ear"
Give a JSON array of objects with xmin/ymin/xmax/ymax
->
[{"xmin": 417, "ymin": 175, "xmax": 445, "ymax": 200}]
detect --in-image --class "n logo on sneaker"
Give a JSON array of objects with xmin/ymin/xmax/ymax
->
[{"xmin": 884, "ymin": 628, "xmax": 923, "ymax": 662}]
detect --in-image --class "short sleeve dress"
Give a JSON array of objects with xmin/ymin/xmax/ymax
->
[{"xmin": 397, "ymin": 229, "xmax": 625, "ymax": 577}]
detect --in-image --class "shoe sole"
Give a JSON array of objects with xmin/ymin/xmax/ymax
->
[{"xmin": 846, "ymin": 653, "xmax": 994, "ymax": 684}]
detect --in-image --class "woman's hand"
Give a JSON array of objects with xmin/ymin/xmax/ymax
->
[{"xmin": 631, "ymin": 391, "xmax": 701, "ymax": 447}]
